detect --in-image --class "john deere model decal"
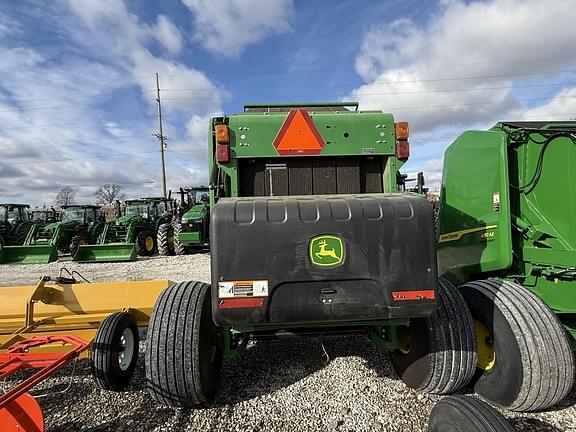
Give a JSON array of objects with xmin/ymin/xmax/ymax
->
[{"xmin": 309, "ymin": 235, "xmax": 345, "ymax": 267}]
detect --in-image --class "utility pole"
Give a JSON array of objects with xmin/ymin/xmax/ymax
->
[{"xmin": 154, "ymin": 72, "xmax": 168, "ymax": 198}]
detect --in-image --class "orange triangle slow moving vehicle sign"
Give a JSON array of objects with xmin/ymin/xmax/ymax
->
[{"xmin": 273, "ymin": 109, "xmax": 325, "ymax": 155}]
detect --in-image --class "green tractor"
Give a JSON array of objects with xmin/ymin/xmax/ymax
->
[
  {"xmin": 157, "ymin": 186, "xmax": 210, "ymax": 255},
  {"xmin": 75, "ymin": 197, "xmax": 174, "ymax": 262},
  {"xmin": 29, "ymin": 207, "xmax": 59, "ymax": 225},
  {"xmin": 0, "ymin": 205, "xmax": 105, "ymax": 265},
  {"xmin": 0, "ymin": 204, "xmax": 33, "ymax": 248},
  {"xmin": 144, "ymin": 103, "xmax": 477, "ymax": 409},
  {"xmin": 437, "ymin": 121, "xmax": 576, "ymax": 411}
]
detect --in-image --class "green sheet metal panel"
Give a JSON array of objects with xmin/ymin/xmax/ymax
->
[
  {"xmin": 438, "ymin": 130, "xmax": 513, "ymax": 283},
  {"xmin": 228, "ymin": 111, "xmax": 396, "ymax": 158}
]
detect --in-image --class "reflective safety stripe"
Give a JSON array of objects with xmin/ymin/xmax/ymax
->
[
  {"xmin": 392, "ymin": 290, "xmax": 435, "ymax": 301},
  {"xmin": 218, "ymin": 298, "xmax": 264, "ymax": 309}
]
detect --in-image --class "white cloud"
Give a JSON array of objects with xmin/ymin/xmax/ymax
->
[
  {"xmin": 182, "ymin": 0, "xmax": 294, "ymax": 58},
  {"xmin": 350, "ymin": 0, "xmax": 576, "ymax": 134},
  {"xmin": 0, "ymin": 1, "xmax": 221, "ymax": 204},
  {"xmin": 522, "ymin": 87, "xmax": 576, "ymax": 120},
  {"xmin": 154, "ymin": 15, "xmax": 184, "ymax": 55}
]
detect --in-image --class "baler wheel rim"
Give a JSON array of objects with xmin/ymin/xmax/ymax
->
[{"xmin": 475, "ymin": 320, "xmax": 495, "ymax": 371}]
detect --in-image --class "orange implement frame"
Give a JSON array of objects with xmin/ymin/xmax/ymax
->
[{"xmin": 0, "ymin": 335, "xmax": 90, "ymax": 432}]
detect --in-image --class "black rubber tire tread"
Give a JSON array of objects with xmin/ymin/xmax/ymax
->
[
  {"xmin": 69, "ymin": 234, "xmax": 84, "ymax": 258},
  {"xmin": 391, "ymin": 278, "xmax": 477, "ymax": 394},
  {"xmin": 461, "ymin": 279, "xmax": 574, "ymax": 412},
  {"xmin": 145, "ymin": 281, "xmax": 222, "ymax": 407},
  {"xmin": 428, "ymin": 395, "xmax": 514, "ymax": 432},
  {"xmin": 136, "ymin": 230, "xmax": 155, "ymax": 256},
  {"xmin": 91, "ymin": 312, "xmax": 139, "ymax": 391},
  {"xmin": 15, "ymin": 221, "xmax": 33, "ymax": 244},
  {"xmin": 157, "ymin": 223, "xmax": 174, "ymax": 256},
  {"xmin": 172, "ymin": 221, "xmax": 186, "ymax": 255}
]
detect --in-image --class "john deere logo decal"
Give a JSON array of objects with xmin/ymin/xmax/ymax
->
[{"xmin": 309, "ymin": 235, "xmax": 345, "ymax": 267}]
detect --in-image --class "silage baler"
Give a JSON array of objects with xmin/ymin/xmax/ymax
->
[
  {"xmin": 75, "ymin": 197, "xmax": 174, "ymax": 262},
  {"xmin": 0, "ymin": 205, "xmax": 105, "ymax": 265},
  {"xmin": 438, "ymin": 121, "xmax": 576, "ymax": 411},
  {"xmin": 144, "ymin": 102, "xmax": 478, "ymax": 409}
]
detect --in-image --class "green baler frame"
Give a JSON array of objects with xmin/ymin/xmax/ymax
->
[
  {"xmin": 438, "ymin": 122, "xmax": 576, "ymax": 344},
  {"xmin": 207, "ymin": 102, "xmax": 414, "ymax": 354}
]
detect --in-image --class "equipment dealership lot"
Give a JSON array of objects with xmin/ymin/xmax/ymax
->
[{"xmin": 1, "ymin": 255, "xmax": 575, "ymax": 432}]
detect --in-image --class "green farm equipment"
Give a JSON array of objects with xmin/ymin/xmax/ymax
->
[
  {"xmin": 0, "ymin": 204, "xmax": 33, "ymax": 247},
  {"xmin": 437, "ymin": 121, "xmax": 576, "ymax": 411},
  {"xmin": 158, "ymin": 186, "xmax": 209, "ymax": 255},
  {"xmin": 29, "ymin": 207, "xmax": 59, "ymax": 224},
  {"xmin": 76, "ymin": 197, "xmax": 174, "ymax": 262},
  {"xmin": 145, "ymin": 102, "xmax": 478, "ymax": 409},
  {"xmin": 0, "ymin": 205, "xmax": 105, "ymax": 265}
]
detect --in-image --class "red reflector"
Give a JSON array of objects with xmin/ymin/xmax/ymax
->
[
  {"xmin": 219, "ymin": 298, "xmax": 264, "ymax": 309},
  {"xmin": 396, "ymin": 139, "xmax": 410, "ymax": 161},
  {"xmin": 273, "ymin": 109, "xmax": 325, "ymax": 155},
  {"xmin": 216, "ymin": 144, "xmax": 229, "ymax": 163},
  {"xmin": 392, "ymin": 290, "xmax": 435, "ymax": 301}
]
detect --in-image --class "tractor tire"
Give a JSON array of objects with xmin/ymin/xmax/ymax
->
[
  {"xmin": 136, "ymin": 230, "xmax": 156, "ymax": 256},
  {"xmin": 391, "ymin": 278, "xmax": 477, "ymax": 394},
  {"xmin": 15, "ymin": 221, "xmax": 33, "ymax": 244},
  {"xmin": 428, "ymin": 395, "xmax": 514, "ymax": 432},
  {"xmin": 172, "ymin": 221, "xmax": 186, "ymax": 255},
  {"xmin": 145, "ymin": 281, "xmax": 222, "ymax": 407},
  {"xmin": 460, "ymin": 279, "xmax": 574, "ymax": 412},
  {"xmin": 157, "ymin": 223, "xmax": 175, "ymax": 256},
  {"xmin": 69, "ymin": 234, "xmax": 86, "ymax": 258},
  {"xmin": 91, "ymin": 312, "xmax": 139, "ymax": 391},
  {"xmin": 92, "ymin": 222, "xmax": 106, "ymax": 243}
]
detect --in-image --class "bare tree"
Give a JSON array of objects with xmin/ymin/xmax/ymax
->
[
  {"xmin": 95, "ymin": 183, "xmax": 126, "ymax": 204},
  {"xmin": 55, "ymin": 187, "xmax": 75, "ymax": 206}
]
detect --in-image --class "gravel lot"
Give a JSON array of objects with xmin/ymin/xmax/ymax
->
[{"xmin": 2, "ymin": 254, "xmax": 576, "ymax": 431}]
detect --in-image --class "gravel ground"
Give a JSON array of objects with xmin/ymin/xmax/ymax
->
[{"xmin": 2, "ymin": 254, "xmax": 576, "ymax": 431}]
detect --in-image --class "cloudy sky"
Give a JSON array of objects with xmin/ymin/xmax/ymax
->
[{"xmin": 1, "ymin": 0, "xmax": 575, "ymax": 205}]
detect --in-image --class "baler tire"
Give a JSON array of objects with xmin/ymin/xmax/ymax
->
[
  {"xmin": 172, "ymin": 221, "xmax": 186, "ymax": 255},
  {"xmin": 428, "ymin": 395, "xmax": 514, "ymax": 432},
  {"xmin": 69, "ymin": 234, "xmax": 86, "ymax": 258},
  {"xmin": 157, "ymin": 223, "xmax": 174, "ymax": 256},
  {"xmin": 136, "ymin": 230, "xmax": 156, "ymax": 256},
  {"xmin": 91, "ymin": 312, "xmax": 139, "ymax": 391},
  {"xmin": 145, "ymin": 281, "xmax": 222, "ymax": 407},
  {"xmin": 391, "ymin": 278, "xmax": 477, "ymax": 394},
  {"xmin": 460, "ymin": 279, "xmax": 574, "ymax": 412}
]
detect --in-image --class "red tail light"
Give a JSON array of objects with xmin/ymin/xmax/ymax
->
[
  {"xmin": 396, "ymin": 140, "xmax": 410, "ymax": 161},
  {"xmin": 216, "ymin": 144, "xmax": 229, "ymax": 163}
]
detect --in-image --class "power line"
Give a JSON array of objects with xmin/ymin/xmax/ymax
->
[{"xmin": 8, "ymin": 150, "xmax": 159, "ymax": 166}]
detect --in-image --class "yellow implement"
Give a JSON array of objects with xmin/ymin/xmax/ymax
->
[{"xmin": 0, "ymin": 276, "xmax": 172, "ymax": 358}]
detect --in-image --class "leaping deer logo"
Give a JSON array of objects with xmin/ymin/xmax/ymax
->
[
  {"xmin": 310, "ymin": 235, "xmax": 344, "ymax": 267},
  {"xmin": 315, "ymin": 240, "xmax": 340, "ymax": 260}
]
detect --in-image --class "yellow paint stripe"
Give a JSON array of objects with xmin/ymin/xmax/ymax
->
[{"xmin": 439, "ymin": 225, "xmax": 498, "ymax": 243}]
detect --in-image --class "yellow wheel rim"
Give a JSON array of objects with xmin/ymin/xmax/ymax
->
[
  {"xmin": 475, "ymin": 320, "xmax": 496, "ymax": 371},
  {"xmin": 167, "ymin": 233, "xmax": 174, "ymax": 250},
  {"xmin": 145, "ymin": 236, "xmax": 154, "ymax": 252},
  {"xmin": 397, "ymin": 327, "xmax": 411, "ymax": 355},
  {"xmin": 79, "ymin": 239, "xmax": 86, "ymax": 245}
]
